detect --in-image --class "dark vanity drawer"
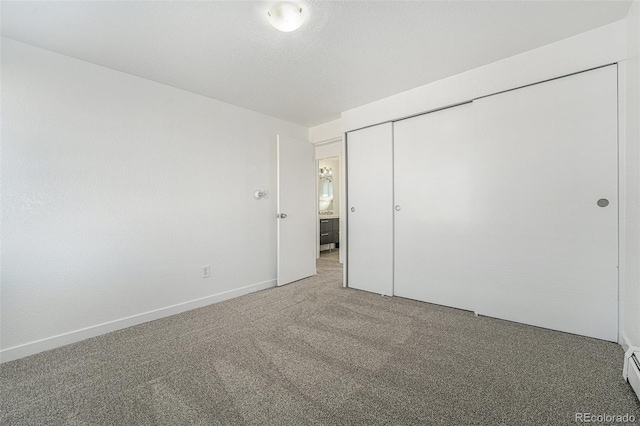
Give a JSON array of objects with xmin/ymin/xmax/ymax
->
[
  {"xmin": 332, "ymin": 218, "xmax": 339, "ymax": 231},
  {"xmin": 320, "ymin": 232, "xmax": 332, "ymax": 245},
  {"xmin": 320, "ymin": 219, "xmax": 332, "ymax": 233}
]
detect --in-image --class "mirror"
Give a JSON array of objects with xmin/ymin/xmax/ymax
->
[
  {"xmin": 318, "ymin": 158, "xmax": 339, "ymax": 216},
  {"xmin": 319, "ymin": 175, "xmax": 334, "ymax": 213}
]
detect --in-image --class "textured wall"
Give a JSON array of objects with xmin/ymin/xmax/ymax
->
[{"xmin": 1, "ymin": 38, "xmax": 307, "ymax": 356}]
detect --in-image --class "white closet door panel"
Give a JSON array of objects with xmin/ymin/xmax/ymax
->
[
  {"xmin": 394, "ymin": 103, "xmax": 476, "ymax": 310},
  {"xmin": 473, "ymin": 65, "xmax": 618, "ymax": 341},
  {"xmin": 347, "ymin": 123, "xmax": 393, "ymax": 295}
]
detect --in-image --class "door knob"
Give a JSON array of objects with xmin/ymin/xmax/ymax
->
[
  {"xmin": 597, "ymin": 199, "xmax": 609, "ymax": 207},
  {"xmin": 351, "ymin": 207, "xmax": 356, "ymax": 212},
  {"xmin": 279, "ymin": 213, "xmax": 288, "ymax": 218},
  {"xmin": 395, "ymin": 205, "xmax": 401, "ymax": 211}
]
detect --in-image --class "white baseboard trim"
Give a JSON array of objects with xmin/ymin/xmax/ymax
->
[
  {"xmin": 620, "ymin": 331, "xmax": 640, "ymax": 402},
  {"xmin": 0, "ymin": 279, "xmax": 276, "ymax": 364},
  {"xmin": 620, "ymin": 331, "xmax": 634, "ymax": 352},
  {"xmin": 626, "ymin": 355, "xmax": 640, "ymax": 401}
]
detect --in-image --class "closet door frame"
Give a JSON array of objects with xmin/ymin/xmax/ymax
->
[{"xmin": 343, "ymin": 63, "xmax": 623, "ymax": 343}]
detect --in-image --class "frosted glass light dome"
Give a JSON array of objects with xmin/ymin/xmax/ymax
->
[{"xmin": 267, "ymin": 3, "xmax": 305, "ymax": 32}]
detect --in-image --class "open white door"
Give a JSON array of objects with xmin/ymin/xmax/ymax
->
[{"xmin": 277, "ymin": 134, "xmax": 316, "ymax": 286}]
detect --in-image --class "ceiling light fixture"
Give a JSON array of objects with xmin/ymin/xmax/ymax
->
[{"xmin": 267, "ymin": 3, "xmax": 305, "ymax": 32}]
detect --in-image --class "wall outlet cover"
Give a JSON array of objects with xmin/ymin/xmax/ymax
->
[{"xmin": 202, "ymin": 265, "xmax": 211, "ymax": 278}]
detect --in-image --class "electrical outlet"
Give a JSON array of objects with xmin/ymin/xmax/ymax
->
[{"xmin": 202, "ymin": 265, "xmax": 211, "ymax": 278}]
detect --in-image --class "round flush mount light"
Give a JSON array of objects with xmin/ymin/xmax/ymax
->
[{"xmin": 267, "ymin": 3, "xmax": 305, "ymax": 32}]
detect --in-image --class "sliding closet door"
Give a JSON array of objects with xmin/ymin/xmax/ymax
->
[
  {"xmin": 473, "ymin": 65, "xmax": 618, "ymax": 341},
  {"xmin": 394, "ymin": 103, "xmax": 476, "ymax": 310},
  {"xmin": 347, "ymin": 123, "xmax": 393, "ymax": 295}
]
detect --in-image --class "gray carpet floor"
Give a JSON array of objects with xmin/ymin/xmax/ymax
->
[{"xmin": 1, "ymin": 254, "xmax": 639, "ymax": 425}]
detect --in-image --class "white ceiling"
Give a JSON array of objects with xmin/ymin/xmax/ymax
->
[{"xmin": 1, "ymin": 1, "xmax": 632, "ymax": 127}]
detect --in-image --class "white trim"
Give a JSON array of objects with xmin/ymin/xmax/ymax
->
[
  {"xmin": 276, "ymin": 134, "xmax": 283, "ymax": 286},
  {"xmin": 309, "ymin": 119, "xmax": 342, "ymax": 145},
  {"xmin": 342, "ymin": 133, "xmax": 348, "ymax": 283},
  {"xmin": 316, "ymin": 149, "xmax": 341, "ymax": 161},
  {"xmin": 316, "ymin": 151, "xmax": 341, "ymax": 162},
  {"xmin": 618, "ymin": 61, "xmax": 627, "ymax": 346},
  {"xmin": 316, "ymin": 158, "xmax": 320, "ymax": 259},
  {"xmin": 622, "ymin": 338, "xmax": 639, "ymax": 384},
  {"xmin": 623, "ymin": 344, "xmax": 640, "ymax": 401},
  {"xmin": 315, "ymin": 140, "xmax": 342, "ymax": 161},
  {"xmin": 621, "ymin": 331, "xmax": 634, "ymax": 352},
  {"xmin": 313, "ymin": 137, "xmax": 342, "ymax": 146},
  {"xmin": 625, "ymin": 354, "xmax": 640, "ymax": 401},
  {"xmin": 0, "ymin": 279, "xmax": 276, "ymax": 363},
  {"xmin": 340, "ymin": 134, "xmax": 346, "ymax": 265}
]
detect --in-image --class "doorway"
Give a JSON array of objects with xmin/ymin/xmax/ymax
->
[{"xmin": 316, "ymin": 156, "xmax": 341, "ymax": 263}]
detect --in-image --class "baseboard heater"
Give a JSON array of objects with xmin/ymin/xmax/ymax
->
[{"xmin": 623, "ymin": 348, "xmax": 640, "ymax": 400}]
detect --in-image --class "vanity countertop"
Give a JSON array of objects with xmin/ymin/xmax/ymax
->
[{"xmin": 319, "ymin": 215, "xmax": 340, "ymax": 219}]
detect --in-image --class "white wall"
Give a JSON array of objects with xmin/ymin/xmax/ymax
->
[
  {"xmin": 624, "ymin": 0, "xmax": 640, "ymax": 350},
  {"xmin": 0, "ymin": 38, "xmax": 308, "ymax": 362}
]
